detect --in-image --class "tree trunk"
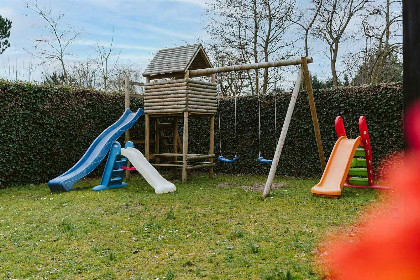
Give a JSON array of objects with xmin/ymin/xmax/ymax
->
[
  {"xmin": 331, "ymin": 43, "xmax": 339, "ymax": 87},
  {"xmin": 375, "ymin": 0, "xmax": 391, "ymax": 84},
  {"xmin": 60, "ymin": 55, "xmax": 67, "ymax": 84}
]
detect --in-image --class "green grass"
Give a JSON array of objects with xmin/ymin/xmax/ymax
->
[{"xmin": 0, "ymin": 175, "xmax": 378, "ymax": 279}]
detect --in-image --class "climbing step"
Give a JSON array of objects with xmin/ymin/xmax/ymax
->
[
  {"xmin": 111, "ymin": 177, "xmax": 123, "ymax": 183},
  {"xmin": 351, "ymin": 158, "xmax": 366, "ymax": 167},
  {"xmin": 354, "ymin": 148, "xmax": 366, "ymax": 157},
  {"xmin": 348, "ymin": 168, "xmax": 368, "ymax": 177},
  {"xmin": 348, "ymin": 177, "xmax": 369, "ymax": 186},
  {"xmin": 112, "ymin": 169, "xmax": 125, "ymax": 177}
]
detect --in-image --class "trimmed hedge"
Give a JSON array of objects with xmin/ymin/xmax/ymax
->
[
  {"xmin": 206, "ymin": 83, "xmax": 403, "ymax": 177},
  {"xmin": 0, "ymin": 81, "xmax": 142, "ymax": 188},
  {"xmin": 0, "ymin": 80, "xmax": 403, "ymax": 188}
]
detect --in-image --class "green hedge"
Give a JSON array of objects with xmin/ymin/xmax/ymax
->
[
  {"xmin": 0, "ymin": 80, "xmax": 403, "ymax": 188},
  {"xmin": 0, "ymin": 81, "xmax": 142, "ymax": 188},
  {"xmin": 206, "ymin": 83, "xmax": 403, "ymax": 177}
]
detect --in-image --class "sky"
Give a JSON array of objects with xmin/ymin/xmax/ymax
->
[
  {"xmin": 0, "ymin": 0, "xmax": 398, "ymax": 86},
  {"xmin": 0, "ymin": 0, "xmax": 215, "ymax": 82}
]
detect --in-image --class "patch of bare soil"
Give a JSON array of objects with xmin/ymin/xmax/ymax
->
[{"xmin": 216, "ymin": 182, "xmax": 287, "ymax": 192}]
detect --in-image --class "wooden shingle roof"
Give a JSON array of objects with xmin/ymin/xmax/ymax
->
[{"xmin": 143, "ymin": 44, "xmax": 212, "ymax": 79}]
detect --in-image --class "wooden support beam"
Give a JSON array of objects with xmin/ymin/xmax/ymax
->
[
  {"xmin": 189, "ymin": 57, "xmax": 313, "ymax": 77},
  {"xmin": 124, "ymin": 75, "xmax": 130, "ymax": 110},
  {"xmin": 152, "ymin": 163, "xmax": 184, "ymax": 168},
  {"xmin": 209, "ymin": 115, "xmax": 215, "ymax": 179},
  {"xmin": 182, "ymin": 112, "xmax": 189, "ymax": 183},
  {"xmin": 301, "ymin": 57, "xmax": 326, "ymax": 170},
  {"xmin": 155, "ymin": 153, "xmax": 184, "ymax": 157},
  {"xmin": 153, "ymin": 153, "xmax": 214, "ymax": 159},
  {"xmin": 155, "ymin": 119, "xmax": 160, "ymax": 164},
  {"xmin": 129, "ymin": 81, "xmax": 144, "ymax": 86},
  {"xmin": 187, "ymin": 154, "xmax": 216, "ymax": 160},
  {"xmin": 145, "ymin": 114, "xmax": 150, "ymax": 161},
  {"xmin": 187, "ymin": 163, "xmax": 217, "ymax": 170},
  {"xmin": 174, "ymin": 118, "xmax": 179, "ymax": 163},
  {"xmin": 129, "ymin": 94, "xmax": 143, "ymax": 99}
]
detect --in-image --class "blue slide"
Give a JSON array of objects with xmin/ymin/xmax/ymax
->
[{"xmin": 48, "ymin": 108, "xmax": 144, "ymax": 192}]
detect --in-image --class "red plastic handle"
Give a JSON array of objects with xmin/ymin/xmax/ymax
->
[
  {"xmin": 359, "ymin": 116, "xmax": 374, "ymax": 186},
  {"xmin": 335, "ymin": 116, "xmax": 346, "ymax": 139},
  {"xmin": 121, "ymin": 166, "xmax": 137, "ymax": 171}
]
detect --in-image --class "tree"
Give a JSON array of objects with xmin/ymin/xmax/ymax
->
[
  {"xmin": 310, "ymin": 75, "xmax": 336, "ymax": 89},
  {"xmin": 96, "ymin": 32, "xmax": 119, "ymax": 93},
  {"xmin": 362, "ymin": 0, "xmax": 402, "ymax": 84},
  {"xmin": 351, "ymin": 51, "xmax": 402, "ymax": 85},
  {"xmin": 0, "ymin": 15, "xmax": 12, "ymax": 54},
  {"xmin": 206, "ymin": 0, "xmax": 295, "ymax": 96},
  {"xmin": 26, "ymin": 1, "xmax": 81, "ymax": 84},
  {"xmin": 293, "ymin": 0, "xmax": 322, "ymax": 57},
  {"xmin": 70, "ymin": 59, "xmax": 98, "ymax": 88},
  {"xmin": 43, "ymin": 72, "xmax": 66, "ymax": 85},
  {"xmin": 205, "ymin": 44, "xmax": 249, "ymax": 96},
  {"xmin": 313, "ymin": 0, "xmax": 369, "ymax": 87}
]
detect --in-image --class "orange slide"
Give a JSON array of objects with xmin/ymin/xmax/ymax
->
[{"xmin": 311, "ymin": 136, "xmax": 361, "ymax": 198}]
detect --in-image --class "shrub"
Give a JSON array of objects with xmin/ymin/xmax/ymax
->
[{"xmin": 0, "ymin": 80, "xmax": 402, "ymax": 188}]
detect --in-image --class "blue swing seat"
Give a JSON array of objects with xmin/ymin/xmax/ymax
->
[
  {"xmin": 218, "ymin": 156, "xmax": 240, "ymax": 163},
  {"xmin": 258, "ymin": 157, "xmax": 273, "ymax": 164}
]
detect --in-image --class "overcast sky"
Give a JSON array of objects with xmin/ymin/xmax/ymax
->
[{"xmin": 0, "ymin": 0, "xmax": 389, "ymax": 86}]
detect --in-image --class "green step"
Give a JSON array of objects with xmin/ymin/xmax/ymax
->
[
  {"xmin": 351, "ymin": 158, "xmax": 366, "ymax": 167},
  {"xmin": 348, "ymin": 168, "xmax": 368, "ymax": 177},
  {"xmin": 354, "ymin": 148, "xmax": 366, "ymax": 157},
  {"xmin": 348, "ymin": 177, "xmax": 370, "ymax": 186}
]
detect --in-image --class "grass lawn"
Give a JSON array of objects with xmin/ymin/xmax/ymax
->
[{"xmin": 0, "ymin": 174, "xmax": 379, "ymax": 279}]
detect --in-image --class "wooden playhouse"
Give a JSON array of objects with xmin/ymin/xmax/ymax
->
[{"xmin": 141, "ymin": 44, "xmax": 217, "ymax": 183}]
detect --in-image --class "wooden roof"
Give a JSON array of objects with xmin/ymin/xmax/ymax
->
[{"xmin": 143, "ymin": 44, "xmax": 213, "ymax": 79}]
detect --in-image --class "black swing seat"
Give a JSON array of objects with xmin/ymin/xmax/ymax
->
[
  {"xmin": 257, "ymin": 157, "xmax": 273, "ymax": 164},
  {"xmin": 218, "ymin": 156, "xmax": 240, "ymax": 163}
]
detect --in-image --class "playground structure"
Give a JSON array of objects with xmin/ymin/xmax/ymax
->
[
  {"xmin": 93, "ymin": 141, "xmax": 176, "ymax": 193},
  {"xmin": 190, "ymin": 52, "xmax": 326, "ymax": 197},
  {"xmin": 311, "ymin": 116, "xmax": 389, "ymax": 198},
  {"xmin": 48, "ymin": 108, "xmax": 177, "ymax": 193},
  {"xmin": 137, "ymin": 45, "xmax": 218, "ymax": 183},
  {"xmin": 123, "ymin": 44, "xmax": 325, "ymax": 186},
  {"xmin": 49, "ymin": 44, "xmax": 326, "ymax": 193},
  {"xmin": 48, "ymin": 109, "xmax": 144, "ymax": 192}
]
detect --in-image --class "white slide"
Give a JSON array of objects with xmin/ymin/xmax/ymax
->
[{"xmin": 121, "ymin": 147, "xmax": 176, "ymax": 194}]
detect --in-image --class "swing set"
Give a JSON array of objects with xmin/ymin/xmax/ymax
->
[{"xmin": 190, "ymin": 57, "xmax": 326, "ymax": 197}]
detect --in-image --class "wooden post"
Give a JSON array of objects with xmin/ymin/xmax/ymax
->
[
  {"xmin": 209, "ymin": 115, "xmax": 215, "ymax": 179},
  {"xmin": 145, "ymin": 76, "xmax": 151, "ymax": 162},
  {"xmin": 124, "ymin": 75, "xmax": 131, "ymax": 179},
  {"xmin": 182, "ymin": 112, "xmax": 189, "ymax": 183},
  {"xmin": 209, "ymin": 73, "xmax": 216, "ymax": 179},
  {"xmin": 154, "ymin": 118, "xmax": 160, "ymax": 164},
  {"xmin": 301, "ymin": 57, "xmax": 326, "ymax": 170},
  {"xmin": 124, "ymin": 75, "xmax": 130, "ymax": 110},
  {"xmin": 145, "ymin": 114, "xmax": 150, "ymax": 161},
  {"xmin": 263, "ymin": 69, "xmax": 302, "ymax": 198},
  {"xmin": 173, "ymin": 118, "xmax": 179, "ymax": 160},
  {"xmin": 189, "ymin": 57, "xmax": 313, "ymax": 77}
]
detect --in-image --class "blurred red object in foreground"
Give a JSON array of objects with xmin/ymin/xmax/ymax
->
[{"xmin": 320, "ymin": 102, "xmax": 420, "ymax": 280}]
